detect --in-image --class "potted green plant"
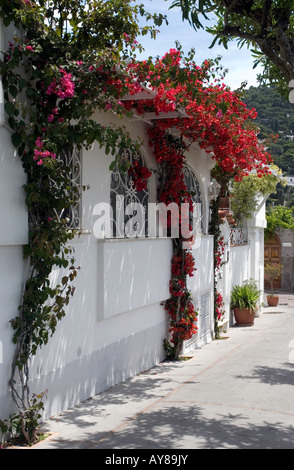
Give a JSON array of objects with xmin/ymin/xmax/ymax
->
[
  {"xmin": 264, "ymin": 263, "xmax": 283, "ymax": 306},
  {"xmin": 231, "ymin": 279, "xmax": 261, "ymax": 326}
]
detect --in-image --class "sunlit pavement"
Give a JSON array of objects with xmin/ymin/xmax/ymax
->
[{"xmin": 35, "ymin": 293, "xmax": 294, "ymax": 450}]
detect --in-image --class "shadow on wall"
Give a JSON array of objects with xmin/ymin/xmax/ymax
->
[
  {"xmin": 28, "ymin": 236, "xmax": 171, "ymax": 419},
  {"xmin": 31, "ymin": 319, "xmax": 168, "ymax": 420},
  {"xmin": 98, "ymin": 238, "xmax": 172, "ymax": 320}
]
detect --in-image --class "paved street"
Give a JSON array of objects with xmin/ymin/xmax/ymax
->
[{"xmin": 35, "ymin": 293, "xmax": 294, "ymax": 450}]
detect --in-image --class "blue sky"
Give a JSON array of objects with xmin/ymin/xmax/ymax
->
[{"xmin": 135, "ymin": 0, "xmax": 263, "ymax": 91}]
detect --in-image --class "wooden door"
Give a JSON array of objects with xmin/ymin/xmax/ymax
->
[{"xmin": 264, "ymin": 234, "xmax": 281, "ymax": 289}]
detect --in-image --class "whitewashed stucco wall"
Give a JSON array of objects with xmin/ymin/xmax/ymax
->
[
  {"xmin": 0, "ymin": 96, "xmax": 216, "ymax": 422},
  {"xmin": 25, "ymin": 113, "xmax": 172, "ymax": 419},
  {"xmin": 0, "ymin": 16, "xmax": 29, "ymax": 419},
  {"xmin": 219, "ymin": 198, "xmax": 267, "ymax": 329},
  {"xmin": 29, "ymin": 112, "xmax": 214, "ymax": 419},
  {"xmin": 0, "ymin": 126, "xmax": 28, "ymax": 418},
  {"xmin": 185, "ymin": 235, "xmax": 214, "ymax": 351},
  {"xmin": 0, "ymin": 8, "xmax": 216, "ymax": 422}
]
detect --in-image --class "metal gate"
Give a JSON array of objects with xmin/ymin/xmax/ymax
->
[
  {"xmin": 200, "ymin": 291, "xmax": 211, "ymax": 338},
  {"xmin": 184, "ymin": 291, "xmax": 212, "ymax": 351}
]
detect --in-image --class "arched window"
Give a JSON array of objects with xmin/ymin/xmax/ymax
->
[
  {"xmin": 183, "ymin": 165, "xmax": 203, "ymax": 235},
  {"xmin": 50, "ymin": 146, "xmax": 82, "ymax": 229},
  {"xmin": 110, "ymin": 148, "xmax": 150, "ymax": 238}
]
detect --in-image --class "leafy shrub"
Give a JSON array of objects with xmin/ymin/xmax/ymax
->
[{"xmin": 231, "ymin": 279, "xmax": 261, "ymax": 312}]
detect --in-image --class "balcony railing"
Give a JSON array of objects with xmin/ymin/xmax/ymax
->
[{"xmin": 230, "ymin": 227, "xmax": 248, "ymax": 246}]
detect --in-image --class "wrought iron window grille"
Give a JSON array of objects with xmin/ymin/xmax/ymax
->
[
  {"xmin": 183, "ymin": 165, "xmax": 204, "ymax": 235},
  {"xmin": 230, "ymin": 227, "xmax": 248, "ymax": 245},
  {"xmin": 110, "ymin": 148, "xmax": 150, "ymax": 238},
  {"xmin": 51, "ymin": 146, "xmax": 82, "ymax": 230}
]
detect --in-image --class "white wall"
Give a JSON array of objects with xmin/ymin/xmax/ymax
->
[
  {"xmin": 230, "ymin": 245, "xmax": 251, "ymax": 288},
  {"xmin": 0, "ymin": 19, "xmax": 4, "ymax": 127},
  {"xmin": 98, "ymin": 238, "xmax": 171, "ymax": 319},
  {"xmin": 0, "ymin": 247, "xmax": 28, "ymax": 418},
  {"xmin": 24, "ymin": 114, "xmax": 174, "ymax": 419},
  {"xmin": 185, "ymin": 145, "xmax": 214, "ymax": 236},
  {"xmin": 0, "ymin": 101, "xmax": 217, "ymax": 422},
  {"xmin": 218, "ymin": 198, "xmax": 267, "ymax": 328},
  {"xmin": 217, "ymin": 221, "xmax": 251, "ymax": 328},
  {"xmin": 0, "ymin": 126, "xmax": 28, "ymax": 246},
  {"xmin": 184, "ymin": 235, "xmax": 214, "ymax": 351},
  {"xmin": 248, "ymin": 199, "xmax": 267, "ymax": 300},
  {"xmin": 0, "ymin": 21, "xmax": 28, "ymax": 420}
]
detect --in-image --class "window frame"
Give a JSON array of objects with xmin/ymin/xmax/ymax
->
[{"xmin": 109, "ymin": 148, "xmax": 150, "ymax": 238}]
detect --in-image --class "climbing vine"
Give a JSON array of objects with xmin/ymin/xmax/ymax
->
[
  {"xmin": 208, "ymin": 184, "xmax": 227, "ymax": 338},
  {"xmin": 122, "ymin": 50, "xmax": 272, "ymax": 350},
  {"xmin": 0, "ymin": 0, "xmax": 273, "ymax": 444},
  {"xmin": 265, "ymin": 205, "xmax": 294, "ymax": 239},
  {"xmin": 0, "ymin": 0, "xmax": 166, "ymax": 444},
  {"xmin": 230, "ymin": 165, "xmax": 282, "ymax": 224},
  {"xmin": 147, "ymin": 125, "xmax": 197, "ymax": 359}
]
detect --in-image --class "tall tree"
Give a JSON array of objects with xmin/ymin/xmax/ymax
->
[{"xmin": 170, "ymin": 0, "xmax": 294, "ymax": 99}]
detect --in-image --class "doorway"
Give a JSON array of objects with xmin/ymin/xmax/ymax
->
[{"xmin": 264, "ymin": 234, "xmax": 281, "ymax": 289}]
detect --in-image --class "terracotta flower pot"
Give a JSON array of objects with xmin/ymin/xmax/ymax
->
[
  {"xmin": 267, "ymin": 295, "xmax": 279, "ymax": 307},
  {"xmin": 233, "ymin": 307, "xmax": 255, "ymax": 326}
]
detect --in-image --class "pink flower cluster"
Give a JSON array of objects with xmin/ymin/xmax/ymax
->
[
  {"xmin": 47, "ymin": 107, "xmax": 59, "ymax": 122},
  {"xmin": 46, "ymin": 68, "xmax": 75, "ymax": 99},
  {"xmin": 33, "ymin": 137, "xmax": 56, "ymax": 166}
]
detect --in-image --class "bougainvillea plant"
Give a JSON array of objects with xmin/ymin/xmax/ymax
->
[
  {"xmin": 0, "ymin": 0, "xmax": 166, "ymax": 444},
  {"xmin": 213, "ymin": 235, "xmax": 227, "ymax": 337},
  {"xmin": 120, "ymin": 48, "xmax": 272, "ymax": 351},
  {"xmin": 0, "ymin": 0, "xmax": 272, "ymax": 444}
]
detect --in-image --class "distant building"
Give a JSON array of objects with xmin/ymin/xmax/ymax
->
[{"xmin": 286, "ymin": 176, "xmax": 294, "ymax": 186}]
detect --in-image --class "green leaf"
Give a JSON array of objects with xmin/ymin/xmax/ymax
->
[
  {"xmin": 11, "ymin": 133, "xmax": 23, "ymax": 147},
  {"xmin": 3, "ymin": 15, "xmax": 11, "ymax": 26},
  {"xmin": 4, "ymin": 101, "xmax": 15, "ymax": 116},
  {"xmin": 8, "ymin": 116, "xmax": 16, "ymax": 129},
  {"xmin": 18, "ymin": 78, "xmax": 27, "ymax": 91},
  {"xmin": 218, "ymin": 102, "xmax": 228, "ymax": 114},
  {"xmin": 26, "ymin": 88, "xmax": 36, "ymax": 99},
  {"xmin": 109, "ymin": 160, "xmax": 117, "ymax": 171},
  {"xmin": 9, "ymin": 85, "xmax": 18, "ymax": 98}
]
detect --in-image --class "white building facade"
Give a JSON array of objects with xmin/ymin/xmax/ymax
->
[
  {"xmin": 0, "ymin": 101, "xmax": 219, "ymax": 421},
  {"xmin": 0, "ymin": 22, "xmax": 268, "ymax": 425}
]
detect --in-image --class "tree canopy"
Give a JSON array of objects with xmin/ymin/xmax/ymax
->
[
  {"xmin": 243, "ymin": 84, "xmax": 294, "ymax": 207},
  {"xmin": 243, "ymin": 85, "xmax": 294, "ymax": 169},
  {"xmin": 170, "ymin": 0, "xmax": 294, "ymax": 98}
]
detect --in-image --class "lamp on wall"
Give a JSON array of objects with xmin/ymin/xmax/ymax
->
[{"xmin": 208, "ymin": 179, "xmax": 221, "ymax": 201}]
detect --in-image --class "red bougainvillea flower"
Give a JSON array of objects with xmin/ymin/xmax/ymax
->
[{"xmin": 120, "ymin": 49, "xmax": 272, "ymax": 350}]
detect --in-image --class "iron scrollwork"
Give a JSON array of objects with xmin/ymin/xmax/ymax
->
[
  {"xmin": 183, "ymin": 165, "xmax": 203, "ymax": 235},
  {"xmin": 110, "ymin": 149, "xmax": 150, "ymax": 238},
  {"xmin": 51, "ymin": 146, "xmax": 82, "ymax": 229}
]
